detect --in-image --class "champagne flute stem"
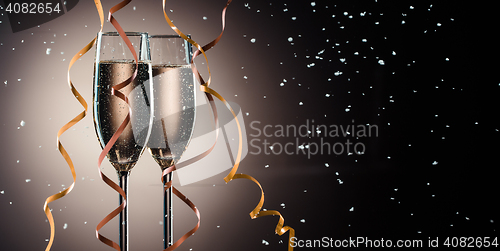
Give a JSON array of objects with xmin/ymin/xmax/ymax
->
[
  {"xmin": 119, "ymin": 171, "xmax": 130, "ymax": 251},
  {"xmin": 163, "ymin": 172, "xmax": 173, "ymax": 249}
]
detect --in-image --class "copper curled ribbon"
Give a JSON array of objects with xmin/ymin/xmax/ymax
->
[
  {"xmin": 95, "ymin": 0, "xmax": 140, "ymax": 250},
  {"xmin": 43, "ymin": 1, "xmax": 104, "ymax": 250},
  {"xmin": 161, "ymin": 166, "xmax": 200, "ymax": 251},
  {"xmin": 162, "ymin": 0, "xmax": 295, "ymax": 250}
]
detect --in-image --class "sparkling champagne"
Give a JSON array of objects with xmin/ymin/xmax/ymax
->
[
  {"xmin": 93, "ymin": 60, "xmax": 153, "ymax": 172},
  {"xmin": 148, "ymin": 64, "xmax": 196, "ymax": 170}
]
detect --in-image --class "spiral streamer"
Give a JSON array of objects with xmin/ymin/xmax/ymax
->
[
  {"xmin": 46, "ymin": 0, "xmax": 139, "ymax": 249},
  {"xmin": 162, "ymin": 0, "xmax": 296, "ymax": 250},
  {"xmin": 43, "ymin": 1, "xmax": 104, "ymax": 250},
  {"xmin": 94, "ymin": 0, "xmax": 142, "ymax": 250},
  {"xmin": 160, "ymin": 166, "xmax": 200, "ymax": 251}
]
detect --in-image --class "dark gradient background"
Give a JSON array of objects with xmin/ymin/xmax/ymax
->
[{"xmin": 0, "ymin": 0, "xmax": 498, "ymax": 250}]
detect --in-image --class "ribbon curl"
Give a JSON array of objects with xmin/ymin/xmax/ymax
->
[
  {"xmin": 95, "ymin": 0, "xmax": 140, "ymax": 250},
  {"xmin": 43, "ymin": 1, "xmax": 104, "ymax": 250},
  {"xmin": 163, "ymin": 1, "xmax": 295, "ymax": 250},
  {"xmin": 161, "ymin": 166, "xmax": 200, "ymax": 251}
]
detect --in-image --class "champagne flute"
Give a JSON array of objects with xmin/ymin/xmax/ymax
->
[
  {"xmin": 147, "ymin": 35, "xmax": 196, "ymax": 248},
  {"xmin": 93, "ymin": 31, "xmax": 153, "ymax": 251}
]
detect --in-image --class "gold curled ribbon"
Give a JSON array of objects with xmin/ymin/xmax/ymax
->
[
  {"xmin": 95, "ymin": 0, "xmax": 140, "ymax": 250},
  {"xmin": 43, "ymin": 1, "xmax": 104, "ymax": 250},
  {"xmin": 163, "ymin": 1, "xmax": 295, "ymax": 250}
]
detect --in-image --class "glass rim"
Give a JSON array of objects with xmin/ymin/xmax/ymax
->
[
  {"xmin": 148, "ymin": 34, "xmax": 191, "ymax": 38},
  {"xmin": 98, "ymin": 31, "xmax": 148, "ymax": 36}
]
